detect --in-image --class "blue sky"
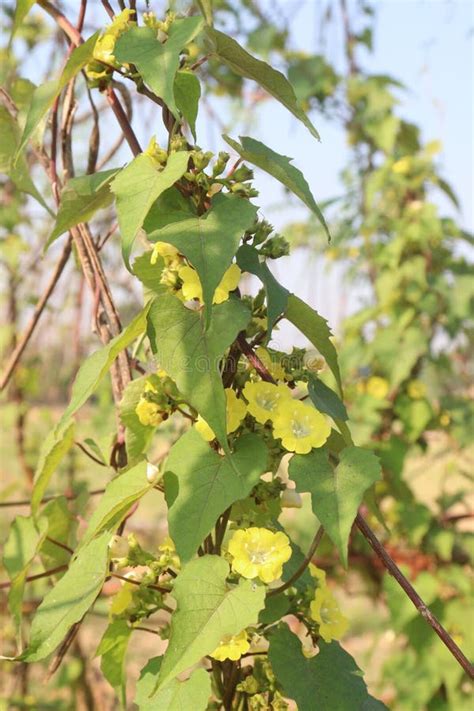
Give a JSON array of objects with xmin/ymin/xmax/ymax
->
[{"xmin": 224, "ymin": 0, "xmax": 473, "ymax": 232}]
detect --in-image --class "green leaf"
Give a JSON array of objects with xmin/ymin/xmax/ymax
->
[
  {"xmin": 143, "ymin": 186, "xmax": 195, "ymax": 233},
  {"xmin": 132, "ymin": 253, "xmax": 168, "ymax": 297},
  {"xmin": 147, "ymin": 193, "xmax": 257, "ymax": 324},
  {"xmin": 196, "ymin": 0, "xmax": 213, "ymax": 26},
  {"xmin": 11, "ymin": 0, "xmax": 36, "ymax": 39},
  {"xmin": 155, "ymin": 555, "xmax": 265, "ymax": 691},
  {"xmin": 206, "ymin": 28, "xmax": 319, "ymax": 140},
  {"xmin": 96, "ymin": 619, "xmax": 131, "ymax": 704},
  {"xmin": 31, "ymin": 421, "xmax": 75, "ymax": 516},
  {"xmin": 164, "ymin": 430, "xmax": 267, "ymax": 562},
  {"xmin": 58, "ymin": 304, "xmax": 151, "ymax": 429},
  {"xmin": 285, "ymin": 294, "xmax": 342, "ymax": 395},
  {"xmin": 174, "ymin": 71, "xmax": 200, "ymax": 141},
  {"xmin": 308, "ymin": 374, "xmax": 348, "ymax": 421},
  {"xmin": 147, "ymin": 294, "xmax": 250, "ymax": 449},
  {"xmin": 46, "ymin": 169, "xmax": 118, "ymax": 250},
  {"xmin": 289, "ymin": 447, "xmax": 381, "ymax": 566},
  {"xmin": 224, "ymin": 135, "xmax": 329, "ymax": 240},
  {"xmin": 114, "ymin": 18, "xmax": 204, "ymax": 117},
  {"xmin": 112, "ymin": 151, "xmax": 190, "ymax": 269},
  {"xmin": 135, "ymin": 657, "xmax": 211, "ymax": 711},
  {"xmin": 0, "ymin": 105, "xmax": 52, "ymax": 214},
  {"xmin": 23, "ymin": 531, "xmax": 111, "ymax": 662},
  {"xmin": 236, "ymin": 244, "xmax": 289, "ymax": 334},
  {"xmin": 38, "ymin": 497, "xmax": 77, "ymax": 569},
  {"xmin": 268, "ymin": 625, "xmax": 388, "ymax": 711},
  {"xmin": 119, "ymin": 377, "xmax": 156, "ymax": 465},
  {"xmin": 79, "ymin": 461, "xmax": 152, "ymax": 549},
  {"xmin": 17, "ymin": 32, "xmax": 99, "ymax": 158},
  {"xmin": 259, "ymin": 594, "xmax": 290, "ymax": 625},
  {"xmin": 3, "ymin": 516, "xmax": 48, "ymax": 645}
]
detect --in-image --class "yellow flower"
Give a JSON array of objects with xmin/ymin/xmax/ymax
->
[
  {"xmin": 195, "ymin": 388, "xmax": 247, "ymax": 441},
  {"xmin": 150, "ymin": 240, "xmax": 180, "ymax": 266},
  {"xmin": 109, "ymin": 577, "xmax": 135, "ymax": 617},
  {"xmin": 178, "ymin": 263, "xmax": 241, "ymax": 304},
  {"xmin": 309, "ymin": 564, "xmax": 326, "ymax": 587},
  {"xmin": 228, "ymin": 527, "xmax": 292, "ymax": 584},
  {"xmin": 214, "ymin": 263, "xmax": 241, "ymax": 303},
  {"xmin": 210, "ymin": 630, "xmax": 250, "ymax": 662},
  {"xmin": 178, "ymin": 265, "xmax": 202, "ymax": 301},
  {"xmin": 439, "ymin": 412, "xmax": 450, "ymax": 427},
  {"xmin": 310, "ymin": 586, "xmax": 349, "ymax": 642},
  {"xmin": 392, "ymin": 156, "xmax": 412, "ymax": 174},
  {"xmin": 407, "ymin": 380, "xmax": 426, "ymax": 399},
  {"xmin": 144, "ymin": 136, "xmax": 168, "ymax": 166},
  {"xmin": 272, "ymin": 401, "xmax": 330, "ymax": 454},
  {"xmin": 135, "ymin": 398, "xmax": 163, "ymax": 427},
  {"xmin": 242, "ymin": 381, "xmax": 292, "ymax": 424},
  {"xmin": 92, "ymin": 9, "xmax": 135, "ymax": 66},
  {"xmin": 255, "ymin": 347, "xmax": 286, "ymax": 381},
  {"xmin": 157, "ymin": 536, "xmax": 180, "ymax": 569},
  {"xmin": 365, "ymin": 376, "xmax": 389, "ymax": 399}
]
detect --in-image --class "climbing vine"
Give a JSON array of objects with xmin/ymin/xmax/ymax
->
[{"xmin": 1, "ymin": 2, "xmax": 472, "ymax": 710}]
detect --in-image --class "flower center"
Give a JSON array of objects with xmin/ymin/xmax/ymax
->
[
  {"xmin": 291, "ymin": 416, "xmax": 311, "ymax": 438},
  {"xmin": 256, "ymin": 393, "xmax": 278, "ymax": 411},
  {"xmin": 247, "ymin": 544, "xmax": 274, "ymax": 564},
  {"xmin": 320, "ymin": 604, "xmax": 332, "ymax": 624}
]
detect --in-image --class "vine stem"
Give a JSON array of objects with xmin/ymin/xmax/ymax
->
[
  {"xmin": 0, "ymin": 238, "xmax": 72, "ymax": 392},
  {"xmin": 268, "ymin": 526, "xmax": 324, "ymax": 597},
  {"xmin": 0, "ymin": 565, "xmax": 68, "ymax": 590},
  {"xmin": 356, "ymin": 512, "xmax": 474, "ymax": 679},
  {"xmin": 0, "ymin": 488, "xmax": 105, "ymax": 508}
]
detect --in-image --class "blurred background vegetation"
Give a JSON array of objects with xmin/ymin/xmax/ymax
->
[{"xmin": 1, "ymin": 1, "xmax": 472, "ymax": 709}]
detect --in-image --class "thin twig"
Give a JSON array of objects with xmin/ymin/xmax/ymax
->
[
  {"xmin": 37, "ymin": 0, "xmax": 82, "ymax": 46},
  {"xmin": 237, "ymin": 333, "xmax": 275, "ymax": 383},
  {"xmin": 46, "ymin": 537, "xmax": 74, "ymax": 555},
  {"xmin": 269, "ymin": 526, "xmax": 324, "ymax": 596},
  {"xmin": 0, "ymin": 489, "xmax": 105, "ymax": 508},
  {"xmin": 0, "ymin": 565, "xmax": 68, "ymax": 590},
  {"xmin": 105, "ymin": 86, "xmax": 142, "ymax": 156},
  {"xmin": 108, "ymin": 572, "xmax": 171, "ymax": 595},
  {"xmin": 100, "ymin": 0, "xmax": 115, "ymax": 20},
  {"xmin": 0, "ymin": 239, "xmax": 73, "ymax": 391},
  {"xmin": 356, "ymin": 512, "xmax": 474, "ymax": 679},
  {"xmin": 75, "ymin": 441, "xmax": 107, "ymax": 467}
]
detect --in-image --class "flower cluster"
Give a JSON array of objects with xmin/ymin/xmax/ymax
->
[
  {"xmin": 86, "ymin": 9, "xmax": 135, "ymax": 83},
  {"xmin": 150, "ymin": 239, "xmax": 242, "ymax": 307},
  {"xmin": 135, "ymin": 372, "xmax": 179, "ymax": 428},
  {"xmin": 243, "ymin": 380, "xmax": 330, "ymax": 454}
]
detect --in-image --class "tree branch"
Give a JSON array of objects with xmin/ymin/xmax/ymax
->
[
  {"xmin": 0, "ymin": 238, "xmax": 72, "ymax": 392},
  {"xmin": 356, "ymin": 512, "xmax": 474, "ymax": 679}
]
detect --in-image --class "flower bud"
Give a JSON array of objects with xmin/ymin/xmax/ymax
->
[
  {"xmin": 146, "ymin": 462, "xmax": 160, "ymax": 484},
  {"xmin": 280, "ymin": 489, "xmax": 303, "ymax": 509},
  {"xmin": 108, "ymin": 534, "xmax": 130, "ymax": 559}
]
